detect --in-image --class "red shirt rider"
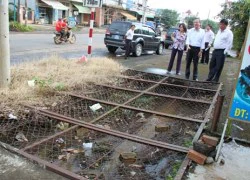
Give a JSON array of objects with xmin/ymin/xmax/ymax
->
[{"xmin": 55, "ymin": 18, "xmax": 62, "ymax": 32}]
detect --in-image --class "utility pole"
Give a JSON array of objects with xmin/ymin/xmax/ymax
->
[
  {"xmin": 0, "ymin": 0, "xmax": 11, "ymax": 88},
  {"xmin": 17, "ymin": 0, "xmax": 20, "ymax": 23},
  {"xmin": 14, "ymin": 0, "xmax": 16, "ymax": 21},
  {"xmin": 25, "ymin": 0, "xmax": 28, "ymax": 26},
  {"xmin": 142, "ymin": 0, "xmax": 147, "ymax": 23}
]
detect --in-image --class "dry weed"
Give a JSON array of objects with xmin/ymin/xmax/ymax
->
[{"xmin": 0, "ymin": 55, "xmax": 123, "ymax": 106}]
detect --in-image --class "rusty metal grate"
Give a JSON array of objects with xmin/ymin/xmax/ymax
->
[{"xmin": 0, "ymin": 69, "xmax": 222, "ymax": 180}]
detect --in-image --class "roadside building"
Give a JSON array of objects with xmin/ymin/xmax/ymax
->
[{"xmin": 8, "ymin": 0, "xmax": 36, "ymax": 23}]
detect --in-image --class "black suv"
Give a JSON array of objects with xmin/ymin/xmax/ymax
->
[
  {"xmin": 104, "ymin": 21, "xmax": 164, "ymax": 57},
  {"xmin": 164, "ymin": 27, "xmax": 178, "ymax": 49}
]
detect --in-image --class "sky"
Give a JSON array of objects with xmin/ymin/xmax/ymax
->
[{"xmin": 147, "ymin": 0, "xmax": 227, "ymax": 21}]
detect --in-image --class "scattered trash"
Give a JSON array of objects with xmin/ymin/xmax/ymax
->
[
  {"xmin": 51, "ymin": 102, "xmax": 57, "ymax": 107},
  {"xmin": 56, "ymin": 122, "xmax": 69, "ymax": 131},
  {"xmin": 130, "ymin": 171, "xmax": 136, "ymax": 176},
  {"xmin": 8, "ymin": 114, "xmax": 17, "ymax": 120},
  {"xmin": 77, "ymin": 55, "xmax": 88, "ymax": 64},
  {"xmin": 150, "ymin": 148, "xmax": 160, "ymax": 157},
  {"xmin": 186, "ymin": 130, "xmax": 196, "ymax": 136},
  {"xmin": 83, "ymin": 142, "xmax": 93, "ymax": 156},
  {"xmin": 155, "ymin": 125, "xmax": 170, "ymax": 132},
  {"xmin": 56, "ymin": 138, "xmax": 65, "ymax": 144},
  {"xmin": 89, "ymin": 103, "xmax": 103, "ymax": 112},
  {"xmin": 129, "ymin": 164, "xmax": 144, "ymax": 169},
  {"xmin": 62, "ymin": 148, "xmax": 84, "ymax": 154},
  {"xmin": 119, "ymin": 152, "xmax": 137, "ymax": 164},
  {"xmin": 96, "ymin": 124, "xmax": 111, "ymax": 130},
  {"xmin": 136, "ymin": 112, "xmax": 145, "ymax": 119},
  {"xmin": 27, "ymin": 80, "xmax": 35, "ymax": 87},
  {"xmin": 74, "ymin": 136, "xmax": 79, "ymax": 140},
  {"xmin": 15, "ymin": 132, "xmax": 28, "ymax": 142},
  {"xmin": 58, "ymin": 155, "xmax": 66, "ymax": 160}
]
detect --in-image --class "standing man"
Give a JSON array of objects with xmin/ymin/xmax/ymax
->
[
  {"xmin": 200, "ymin": 24, "xmax": 214, "ymax": 64},
  {"xmin": 124, "ymin": 24, "xmax": 135, "ymax": 59},
  {"xmin": 185, "ymin": 19, "xmax": 205, "ymax": 81},
  {"xmin": 206, "ymin": 19, "xmax": 233, "ymax": 82}
]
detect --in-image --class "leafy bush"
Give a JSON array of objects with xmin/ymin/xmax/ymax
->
[{"xmin": 9, "ymin": 22, "xmax": 34, "ymax": 32}]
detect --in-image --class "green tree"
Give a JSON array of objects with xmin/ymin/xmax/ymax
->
[
  {"xmin": 185, "ymin": 16, "xmax": 198, "ymax": 29},
  {"xmin": 157, "ymin": 9, "xmax": 179, "ymax": 28},
  {"xmin": 219, "ymin": 0, "xmax": 250, "ymax": 53},
  {"xmin": 201, "ymin": 19, "xmax": 219, "ymax": 33}
]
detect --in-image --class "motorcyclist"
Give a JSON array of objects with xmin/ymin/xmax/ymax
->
[
  {"xmin": 55, "ymin": 18, "xmax": 63, "ymax": 37},
  {"xmin": 61, "ymin": 18, "xmax": 72, "ymax": 40}
]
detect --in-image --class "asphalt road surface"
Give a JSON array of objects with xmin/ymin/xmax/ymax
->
[{"xmin": 10, "ymin": 33, "xmax": 171, "ymax": 70}]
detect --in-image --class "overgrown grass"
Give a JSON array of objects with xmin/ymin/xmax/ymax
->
[
  {"xmin": 0, "ymin": 55, "xmax": 123, "ymax": 106},
  {"xmin": 9, "ymin": 22, "xmax": 34, "ymax": 32}
]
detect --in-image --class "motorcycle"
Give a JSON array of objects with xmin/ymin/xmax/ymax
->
[{"xmin": 53, "ymin": 31, "xmax": 76, "ymax": 44}]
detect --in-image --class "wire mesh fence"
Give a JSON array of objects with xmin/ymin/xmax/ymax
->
[
  {"xmin": 50, "ymin": 96, "xmax": 115, "ymax": 122},
  {"xmin": 0, "ymin": 69, "xmax": 222, "ymax": 179},
  {"xmin": 122, "ymin": 69, "xmax": 166, "ymax": 82},
  {"xmin": 0, "ymin": 111, "xmax": 74, "ymax": 149},
  {"xmin": 23, "ymin": 125, "xmax": 186, "ymax": 180}
]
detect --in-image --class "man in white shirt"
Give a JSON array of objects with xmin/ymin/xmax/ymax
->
[
  {"xmin": 125, "ymin": 24, "xmax": 135, "ymax": 59},
  {"xmin": 200, "ymin": 24, "xmax": 214, "ymax": 64},
  {"xmin": 185, "ymin": 19, "xmax": 205, "ymax": 81},
  {"xmin": 206, "ymin": 19, "xmax": 233, "ymax": 82}
]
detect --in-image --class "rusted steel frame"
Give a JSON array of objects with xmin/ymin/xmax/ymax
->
[
  {"xmin": 211, "ymin": 94, "xmax": 225, "ymax": 132},
  {"xmin": 123, "ymin": 69, "xmax": 166, "ymax": 80},
  {"xmin": 174, "ymin": 157, "xmax": 191, "ymax": 180},
  {"xmin": 118, "ymin": 75, "xmax": 218, "ymax": 92},
  {"xmin": 0, "ymin": 141, "xmax": 86, "ymax": 180},
  {"xmin": 30, "ymin": 108, "xmax": 189, "ymax": 153},
  {"xmin": 21, "ymin": 125, "xmax": 79, "ymax": 151},
  {"xmin": 94, "ymin": 83, "xmax": 212, "ymax": 104},
  {"xmin": 174, "ymin": 83, "xmax": 223, "ymax": 180},
  {"xmin": 68, "ymin": 93, "xmax": 204, "ymax": 123},
  {"xmin": 192, "ymin": 83, "xmax": 223, "ymax": 143}
]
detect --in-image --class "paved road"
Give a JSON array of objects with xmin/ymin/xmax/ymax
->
[{"xmin": 10, "ymin": 33, "xmax": 171, "ymax": 68}]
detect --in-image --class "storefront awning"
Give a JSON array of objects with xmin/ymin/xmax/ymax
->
[
  {"xmin": 72, "ymin": 3, "xmax": 91, "ymax": 14},
  {"xmin": 120, "ymin": 12, "xmax": 137, "ymax": 21},
  {"xmin": 41, "ymin": 0, "xmax": 69, "ymax": 10}
]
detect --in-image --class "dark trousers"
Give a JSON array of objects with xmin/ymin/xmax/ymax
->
[
  {"xmin": 207, "ymin": 49, "xmax": 226, "ymax": 82},
  {"xmin": 185, "ymin": 46, "xmax": 200, "ymax": 80},
  {"xmin": 125, "ymin": 39, "xmax": 132, "ymax": 58},
  {"xmin": 167, "ymin": 48, "xmax": 184, "ymax": 74},
  {"xmin": 201, "ymin": 42, "xmax": 210, "ymax": 64}
]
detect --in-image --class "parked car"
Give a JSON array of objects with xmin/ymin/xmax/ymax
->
[
  {"xmin": 164, "ymin": 27, "xmax": 178, "ymax": 49},
  {"xmin": 104, "ymin": 21, "xmax": 164, "ymax": 57}
]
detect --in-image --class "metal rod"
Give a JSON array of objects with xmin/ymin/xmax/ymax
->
[
  {"xmin": 0, "ymin": 142, "xmax": 86, "ymax": 180},
  {"xmin": 211, "ymin": 94, "xmax": 225, "ymax": 132},
  {"xmin": 68, "ymin": 93, "xmax": 204, "ymax": 123},
  {"xmin": 21, "ymin": 125, "xmax": 79, "ymax": 151},
  {"xmin": 174, "ymin": 157, "xmax": 191, "ymax": 180},
  {"xmin": 95, "ymin": 83, "xmax": 212, "ymax": 104},
  {"xmin": 26, "ymin": 107, "xmax": 189, "ymax": 153},
  {"xmin": 215, "ymin": 118, "xmax": 228, "ymax": 161},
  {"xmin": 119, "ymin": 75, "xmax": 218, "ymax": 92},
  {"xmin": 192, "ymin": 83, "xmax": 223, "ymax": 142}
]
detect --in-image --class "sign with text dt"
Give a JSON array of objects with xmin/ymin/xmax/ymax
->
[{"xmin": 229, "ymin": 22, "xmax": 250, "ymax": 122}]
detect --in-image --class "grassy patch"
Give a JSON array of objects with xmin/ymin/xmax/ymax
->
[
  {"xmin": 9, "ymin": 22, "xmax": 34, "ymax": 32},
  {"xmin": 166, "ymin": 161, "xmax": 182, "ymax": 180},
  {"xmin": 0, "ymin": 55, "xmax": 123, "ymax": 106}
]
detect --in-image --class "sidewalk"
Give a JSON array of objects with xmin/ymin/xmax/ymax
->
[{"xmin": 10, "ymin": 24, "xmax": 106, "ymax": 34}]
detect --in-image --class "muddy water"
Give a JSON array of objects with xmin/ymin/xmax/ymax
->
[{"xmin": 188, "ymin": 141, "xmax": 250, "ymax": 180}]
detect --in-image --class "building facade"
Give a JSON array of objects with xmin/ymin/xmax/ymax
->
[{"xmin": 8, "ymin": 0, "xmax": 155, "ymax": 27}]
